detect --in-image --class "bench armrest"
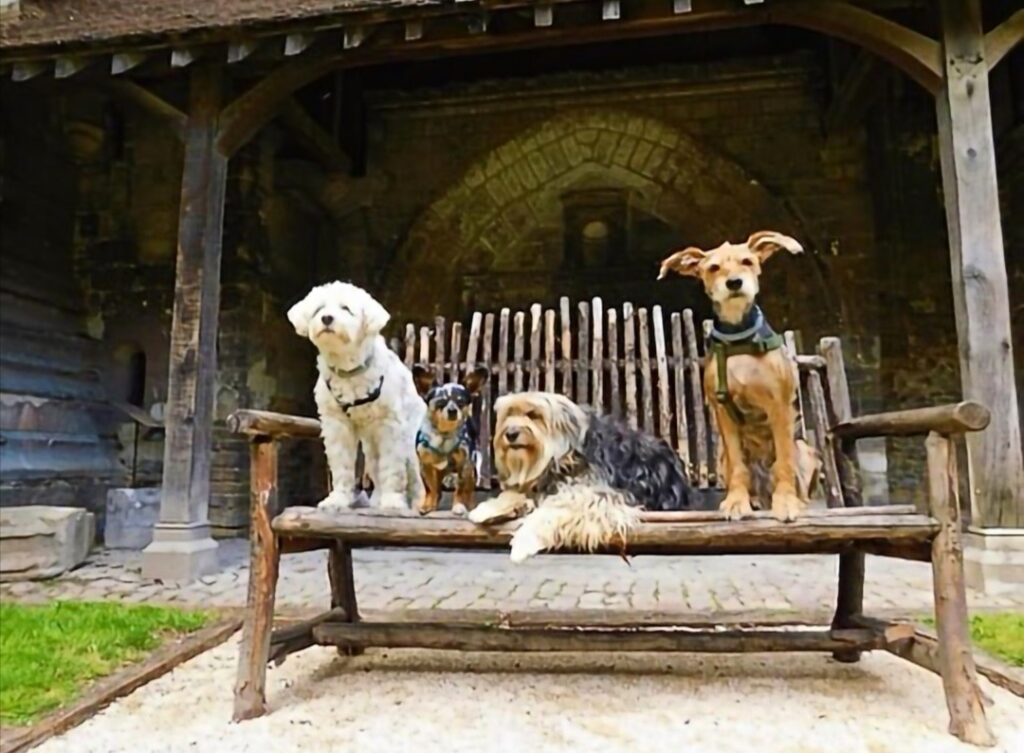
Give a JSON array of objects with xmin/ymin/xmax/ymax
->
[
  {"xmin": 832, "ymin": 401, "xmax": 990, "ymax": 441},
  {"xmin": 227, "ymin": 409, "xmax": 322, "ymax": 440}
]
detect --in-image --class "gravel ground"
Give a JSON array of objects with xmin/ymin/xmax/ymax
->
[{"xmin": 33, "ymin": 638, "xmax": 1024, "ymax": 753}]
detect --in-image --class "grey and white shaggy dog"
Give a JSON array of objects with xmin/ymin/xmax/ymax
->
[{"xmin": 469, "ymin": 392, "xmax": 694, "ymax": 562}]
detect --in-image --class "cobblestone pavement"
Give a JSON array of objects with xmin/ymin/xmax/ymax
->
[{"xmin": 2, "ymin": 541, "xmax": 1021, "ymax": 618}]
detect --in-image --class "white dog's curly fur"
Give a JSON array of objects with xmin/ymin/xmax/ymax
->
[
  {"xmin": 469, "ymin": 392, "xmax": 693, "ymax": 562},
  {"xmin": 288, "ymin": 281, "xmax": 425, "ymax": 511}
]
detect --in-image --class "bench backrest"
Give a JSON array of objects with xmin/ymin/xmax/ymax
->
[{"xmin": 389, "ymin": 297, "xmax": 853, "ymax": 505}]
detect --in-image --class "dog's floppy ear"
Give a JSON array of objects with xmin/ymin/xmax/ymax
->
[
  {"xmin": 412, "ymin": 364, "xmax": 435, "ymax": 397},
  {"xmin": 359, "ymin": 291, "xmax": 391, "ymax": 336},
  {"xmin": 658, "ymin": 247, "xmax": 706, "ymax": 279},
  {"xmin": 463, "ymin": 366, "xmax": 490, "ymax": 397},
  {"xmin": 747, "ymin": 231, "xmax": 803, "ymax": 263},
  {"xmin": 286, "ymin": 291, "xmax": 319, "ymax": 338}
]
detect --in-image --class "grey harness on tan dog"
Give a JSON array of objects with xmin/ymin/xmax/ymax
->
[{"xmin": 707, "ymin": 305, "xmax": 784, "ymax": 426}]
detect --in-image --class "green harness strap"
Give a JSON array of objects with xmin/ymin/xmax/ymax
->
[{"xmin": 711, "ymin": 333, "xmax": 785, "ymax": 426}]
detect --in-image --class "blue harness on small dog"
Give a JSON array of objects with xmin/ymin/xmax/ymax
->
[{"xmin": 416, "ymin": 424, "xmax": 470, "ymax": 458}]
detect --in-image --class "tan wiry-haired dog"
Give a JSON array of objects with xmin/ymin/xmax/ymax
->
[{"xmin": 659, "ymin": 231, "xmax": 819, "ymax": 522}]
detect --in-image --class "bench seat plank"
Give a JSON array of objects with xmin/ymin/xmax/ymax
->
[{"xmin": 271, "ymin": 506, "xmax": 937, "ymax": 557}]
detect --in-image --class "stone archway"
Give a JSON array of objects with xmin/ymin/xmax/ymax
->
[{"xmin": 385, "ymin": 109, "xmax": 832, "ymax": 329}]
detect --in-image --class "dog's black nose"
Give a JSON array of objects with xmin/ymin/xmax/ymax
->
[
  {"xmin": 321, "ymin": 314, "xmax": 334, "ymax": 325},
  {"xmin": 726, "ymin": 278, "xmax": 744, "ymax": 291},
  {"xmin": 504, "ymin": 427, "xmax": 521, "ymax": 443},
  {"xmin": 446, "ymin": 406, "xmax": 459, "ymax": 420}
]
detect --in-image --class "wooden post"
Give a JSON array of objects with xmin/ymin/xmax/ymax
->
[
  {"xmin": 925, "ymin": 431, "xmax": 994, "ymax": 746},
  {"xmin": 142, "ymin": 65, "xmax": 227, "ymax": 581},
  {"xmin": 328, "ymin": 541, "xmax": 362, "ymax": 656},
  {"xmin": 233, "ymin": 439, "xmax": 281, "ymax": 721},
  {"xmin": 936, "ymin": 0, "xmax": 1023, "ymax": 529},
  {"xmin": 821, "ymin": 338, "xmax": 865, "ymax": 663}
]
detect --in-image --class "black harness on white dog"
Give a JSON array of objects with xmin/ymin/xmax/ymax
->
[{"xmin": 324, "ymin": 353, "xmax": 384, "ymax": 414}]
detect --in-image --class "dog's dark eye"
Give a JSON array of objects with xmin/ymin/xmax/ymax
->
[
  {"xmin": 340, "ymin": 305, "xmax": 352, "ymax": 314},
  {"xmin": 741, "ymin": 258, "xmax": 754, "ymax": 267},
  {"xmin": 526, "ymin": 410, "xmax": 541, "ymax": 421},
  {"xmin": 708, "ymin": 264, "xmax": 721, "ymax": 273}
]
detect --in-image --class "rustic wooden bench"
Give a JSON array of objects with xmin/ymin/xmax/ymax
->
[{"xmin": 230, "ymin": 298, "xmax": 996, "ymax": 746}]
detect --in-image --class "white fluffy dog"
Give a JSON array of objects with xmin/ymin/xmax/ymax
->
[{"xmin": 287, "ymin": 281, "xmax": 425, "ymax": 511}]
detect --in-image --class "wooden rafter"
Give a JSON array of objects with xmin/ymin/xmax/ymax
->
[
  {"xmin": 277, "ymin": 98, "xmax": 351, "ymax": 172},
  {"xmin": 209, "ymin": 0, "xmax": 947, "ymax": 158},
  {"xmin": 985, "ymin": 8, "xmax": 1023, "ymax": 71},
  {"xmin": 6, "ymin": 1, "xmax": 944, "ymax": 97},
  {"xmin": 103, "ymin": 80, "xmax": 187, "ymax": 140}
]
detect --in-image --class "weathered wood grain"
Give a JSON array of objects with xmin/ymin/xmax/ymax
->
[
  {"xmin": 233, "ymin": 439, "xmax": 281, "ymax": 721},
  {"xmin": 926, "ymin": 431, "xmax": 995, "ymax": 746},
  {"xmin": 937, "ymin": 0, "xmax": 1023, "ymax": 528},
  {"xmin": 833, "ymin": 402, "xmax": 990, "ymax": 440}
]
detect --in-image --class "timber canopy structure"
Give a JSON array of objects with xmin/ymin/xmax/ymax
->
[{"xmin": 0, "ymin": 1, "xmax": 1021, "ymax": 584}]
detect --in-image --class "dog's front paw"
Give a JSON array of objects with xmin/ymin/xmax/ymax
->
[
  {"xmin": 770, "ymin": 491, "xmax": 804, "ymax": 522},
  {"xmin": 379, "ymin": 492, "xmax": 410, "ymax": 510},
  {"xmin": 509, "ymin": 527, "xmax": 546, "ymax": 563},
  {"xmin": 318, "ymin": 491, "xmax": 355, "ymax": 511},
  {"xmin": 414, "ymin": 494, "xmax": 438, "ymax": 516},
  {"xmin": 720, "ymin": 490, "xmax": 753, "ymax": 520},
  {"xmin": 468, "ymin": 501, "xmax": 501, "ymax": 525},
  {"xmin": 451, "ymin": 502, "xmax": 468, "ymax": 517}
]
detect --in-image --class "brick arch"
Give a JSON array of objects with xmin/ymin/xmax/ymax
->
[{"xmin": 387, "ymin": 109, "xmax": 823, "ymax": 320}]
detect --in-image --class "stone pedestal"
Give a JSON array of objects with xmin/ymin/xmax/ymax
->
[
  {"xmin": 141, "ymin": 522, "xmax": 219, "ymax": 582},
  {"xmin": 105, "ymin": 488, "xmax": 161, "ymax": 550},
  {"xmin": 963, "ymin": 528, "xmax": 1024, "ymax": 595},
  {"xmin": 0, "ymin": 506, "xmax": 95, "ymax": 581}
]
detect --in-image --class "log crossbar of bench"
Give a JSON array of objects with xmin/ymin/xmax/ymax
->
[
  {"xmin": 309, "ymin": 621, "xmax": 887, "ymax": 654},
  {"xmin": 270, "ymin": 506, "xmax": 938, "ymax": 558}
]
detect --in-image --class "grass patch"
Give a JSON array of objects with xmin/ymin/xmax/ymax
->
[
  {"xmin": 922, "ymin": 612, "xmax": 1024, "ymax": 667},
  {"xmin": 0, "ymin": 601, "xmax": 211, "ymax": 726}
]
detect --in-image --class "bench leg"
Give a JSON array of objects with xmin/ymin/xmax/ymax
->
[
  {"xmin": 233, "ymin": 441, "xmax": 282, "ymax": 722},
  {"xmin": 926, "ymin": 433, "xmax": 994, "ymax": 747},
  {"xmin": 831, "ymin": 551, "xmax": 865, "ymax": 663},
  {"xmin": 328, "ymin": 541, "xmax": 363, "ymax": 656}
]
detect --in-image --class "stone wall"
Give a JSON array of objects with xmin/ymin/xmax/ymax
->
[{"xmin": 356, "ymin": 53, "xmax": 883, "ymax": 419}]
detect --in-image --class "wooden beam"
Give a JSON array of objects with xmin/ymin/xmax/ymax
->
[
  {"xmin": 111, "ymin": 51, "xmax": 147, "ymax": 75},
  {"xmin": 277, "ymin": 98, "xmax": 351, "ymax": 173},
  {"xmin": 271, "ymin": 506, "xmax": 938, "ymax": 557},
  {"xmin": 11, "ymin": 60, "xmax": 45, "ymax": 81},
  {"xmin": 925, "ymin": 432, "xmax": 995, "ymax": 746},
  {"xmin": 985, "ymin": 9, "xmax": 1024, "ymax": 71},
  {"xmin": 312, "ymin": 622, "xmax": 886, "ymax": 654},
  {"xmin": 937, "ymin": 0, "xmax": 1024, "ymax": 528},
  {"xmin": 831, "ymin": 401, "xmax": 991, "ymax": 441},
  {"xmin": 825, "ymin": 49, "xmax": 885, "ymax": 134},
  {"xmin": 54, "ymin": 56, "xmax": 88, "ymax": 79},
  {"xmin": 158, "ymin": 65, "xmax": 228, "ymax": 537},
  {"xmin": 214, "ymin": 0, "xmax": 944, "ymax": 157},
  {"xmin": 343, "ymin": 26, "xmax": 366, "ymax": 50},
  {"xmin": 170, "ymin": 48, "xmax": 198, "ymax": 68},
  {"xmin": 284, "ymin": 32, "xmax": 315, "ymax": 56},
  {"xmin": 768, "ymin": 1, "xmax": 942, "ymax": 93},
  {"xmin": 227, "ymin": 39, "xmax": 259, "ymax": 64},
  {"xmin": 233, "ymin": 440, "xmax": 281, "ymax": 721},
  {"xmin": 404, "ymin": 20, "xmax": 424, "ymax": 41},
  {"xmin": 103, "ymin": 80, "xmax": 187, "ymax": 141}
]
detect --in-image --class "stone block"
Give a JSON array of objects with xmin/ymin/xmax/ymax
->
[
  {"xmin": 964, "ymin": 528, "xmax": 1024, "ymax": 596},
  {"xmin": 0, "ymin": 506, "xmax": 95, "ymax": 581},
  {"xmin": 104, "ymin": 487, "xmax": 161, "ymax": 550}
]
